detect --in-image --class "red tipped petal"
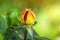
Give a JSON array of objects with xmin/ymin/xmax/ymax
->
[
  {"xmin": 30, "ymin": 11, "xmax": 35, "ymax": 19},
  {"xmin": 24, "ymin": 11, "xmax": 28, "ymax": 22}
]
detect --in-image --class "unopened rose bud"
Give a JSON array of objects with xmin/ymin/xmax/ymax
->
[{"xmin": 20, "ymin": 8, "xmax": 36, "ymax": 25}]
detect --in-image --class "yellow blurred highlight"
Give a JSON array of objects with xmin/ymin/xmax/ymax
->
[{"xmin": 47, "ymin": 5, "xmax": 60, "ymax": 21}]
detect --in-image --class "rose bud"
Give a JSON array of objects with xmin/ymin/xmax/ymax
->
[{"xmin": 20, "ymin": 8, "xmax": 36, "ymax": 25}]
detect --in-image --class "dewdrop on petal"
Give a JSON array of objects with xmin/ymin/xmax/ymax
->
[{"xmin": 20, "ymin": 8, "xmax": 36, "ymax": 25}]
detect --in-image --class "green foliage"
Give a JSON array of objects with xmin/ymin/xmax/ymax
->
[
  {"xmin": 0, "ymin": 33, "xmax": 4, "ymax": 40},
  {"xmin": 10, "ymin": 9, "xmax": 19, "ymax": 25},
  {"xmin": 0, "ymin": 15, "xmax": 8, "ymax": 40}
]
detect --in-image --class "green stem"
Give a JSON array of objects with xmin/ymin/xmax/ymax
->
[
  {"xmin": 24, "ymin": 28, "xmax": 27, "ymax": 40},
  {"xmin": 31, "ymin": 27, "xmax": 33, "ymax": 40}
]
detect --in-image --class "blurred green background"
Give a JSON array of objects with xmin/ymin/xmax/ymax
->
[{"xmin": 0, "ymin": 0, "xmax": 60, "ymax": 40}]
